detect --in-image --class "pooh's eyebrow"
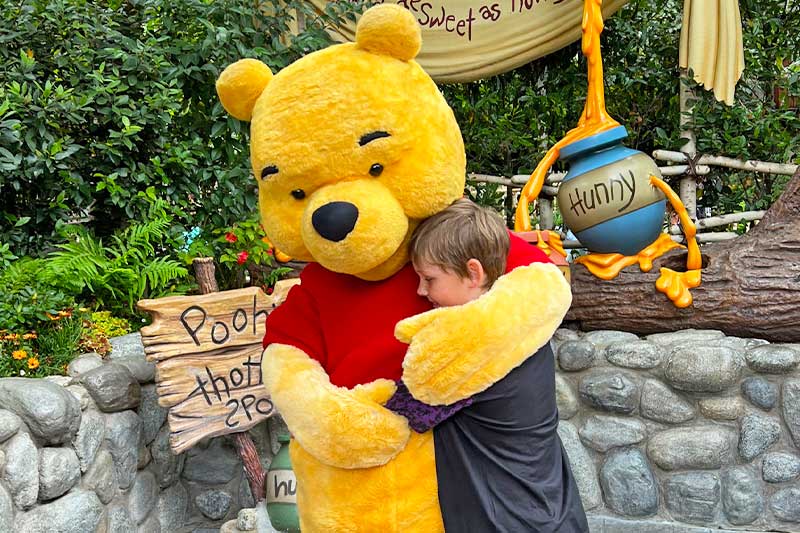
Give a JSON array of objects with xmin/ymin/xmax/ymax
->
[
  {"xmin": 261, "ymin": 165, "xmax": 279, "ymax": 180},
  {"xmin": 359, "ymin": 131, "xmax": 391, "ymax": 146}
]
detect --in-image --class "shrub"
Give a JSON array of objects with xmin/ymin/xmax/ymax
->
[
  {"xmin": 181, "ymin": 216, "xmax": 294, "ymax": 291},
  {"xmin": 79, "ymin": 311, "xmax": 132, "ymax": 356},
  {"xmin": 444, "ymin": 0, "xmax": 799, "ymax": 219},
  {"xmin": 0, "ymin": 257, "xmax": 76, "ymax": 331},
  {"xmin": 0, "ymin": 0, "xmax": 366, "ymax": 256},
  {"xmin": 47, "ymin": 196, "xmax": 190, "ymax": 319},
  {"xmin": 0, "ymin": 310, "xmax": 86, "ymax": 378}
]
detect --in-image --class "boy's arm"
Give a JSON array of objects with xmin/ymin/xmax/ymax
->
[{"xmin": 384, "ymin": 380, "xmax": 472, "ymax": 433}]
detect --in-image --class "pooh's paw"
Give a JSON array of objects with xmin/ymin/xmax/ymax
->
[
  {"xmin": 352, "ymin": 379, "xmax": 397, "ymax": 405},
  {"xmin": 655, "ymin": 267, "xmax": 701, "ymax": 308},
  {"xmin": 263, "ymin": 344, "xmax": 410, "ymax": 468},
  {"xmin": 401, "ymin": 263, "xmax": 572, "ymax": 405}
]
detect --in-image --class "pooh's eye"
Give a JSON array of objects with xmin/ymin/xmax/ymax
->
[
  {"xmin": 369, "ymin": 163, "xmax": 383, "ymax": 177},
  {"xmin": 291, "ymin": 189, "xmax": 306, "ymax": 200},
  {"xmin": 261, "ymin": 165, "xmax": 279, "ymax": 180}
]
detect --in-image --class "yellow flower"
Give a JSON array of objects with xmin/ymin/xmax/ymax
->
[
  {"xmin": 23, "ymin": 332, "xmax": 37, "ymax": 340},
  {"xmin": 27, "ymin": 358, "xmax": 40, "ymax": 370},
  {"xmin": 12, "ymin": 350, "xmax": 27, "ymax": 360},
  {"xmin": 6, "ymin": 333, "xmax": 20, "ymax": 341},
  {"xmin": 58, "ymin": 309, "xmax": 72, "ymax": 318}
]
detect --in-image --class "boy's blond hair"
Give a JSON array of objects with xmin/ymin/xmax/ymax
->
[{"xmin": 409, "ymin": 198, "xmax": 509, "ymax": 288}]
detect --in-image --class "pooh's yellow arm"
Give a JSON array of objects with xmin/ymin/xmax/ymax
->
[
  {"xmin": 262, "ymin": 344, "xmax": 411, "ymax": 468},
  {"xmin": 399, "ymin": 263, "xmax": 571, "ymax": 406}
]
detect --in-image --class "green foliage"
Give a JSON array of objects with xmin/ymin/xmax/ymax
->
[
  {"xmin": 88, "ymin": 311, "xmax": 131, "ymax": 339},
  {"xmin": 79, "ymin": 311, "xmax": 132, "ymax": 356},
  {"xmin": 688, "ymin": 0, "xmax": 800, "ymax": 215},
  {"xmin": 0, "ymin": 257, "xmax": 76, "ymax": 331},
  {"xmin": 35, "ymin": 314, "xmax": 84, "ymax": 369},
  {"xmin": 48, "ymin": 197, "xmax": 189, "ymax": 318},
  {"xmin": 181, "ymin": 216, "xmax": 292, "ymax": 291},
  {"xmin": 444, "ymin": 0, "xmax": 799, "ymax": 222},
  {"xmin": 0, "ymin": 334, "xmax": 42, "ymax": 378},
  {"xmin": 0, "ymin": 242, "xmax": 18, "ymax": 269},
  {"xmin": 0, "ymin": 0, "xmax": 367, "ymax": 256},
  {"xmin": 0, "ymin": 310, "xmax": 88, "ymax": 378}
]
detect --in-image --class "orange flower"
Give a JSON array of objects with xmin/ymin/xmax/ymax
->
[
  {"xmin": 12, "ymin": 350, "xmax": 27, "ymax": 360},
  {"xmin": 23, "ymin": 332, "xmax": 37, "ymax": 340},
  {"xmin": 58, "ymin": 309, "xmax": 72, "ymax": 318},
  {"xmin": 5, "ymin": 333, "xmax": 19, "ymax": 341},
  {"xmin": 27, "ymin": 358, "xmax": 39, "ymax": 370},
  {"xmin": 47, "ymin": 312, "xmax": 60, "ymax": 321}
]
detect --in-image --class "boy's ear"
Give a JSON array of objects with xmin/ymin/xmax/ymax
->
[{"xmin": 466, "ymin": 258, "xmax": 486, "ymax": 288}]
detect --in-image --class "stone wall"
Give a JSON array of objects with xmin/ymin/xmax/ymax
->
[
  {"xmin": 0, "ymin": 333, "xmax": 286, "ymax": 533},
  {"xmin": 2, "ymin": 328, "xmax": 799, "ymax": 532},
  {"xmin": 552, "ymin": 328, "xmax": 800, "ymax": 532}
]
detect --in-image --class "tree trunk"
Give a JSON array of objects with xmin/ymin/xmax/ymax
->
[{"xmin": 566, "ymin": 169, "xmax": 800, "ymax": 342}]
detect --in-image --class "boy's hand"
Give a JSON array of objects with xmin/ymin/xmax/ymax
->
[{"xmin": 398, "ymin": 263, "xmax": 571, "ymax": 405}]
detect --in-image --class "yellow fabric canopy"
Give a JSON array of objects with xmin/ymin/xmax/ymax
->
[
  {"xmin": 305, "ymin": 0, "xmax": 745, "ymax": 103},
  {"xmin": 314, "ymin": 0, "xmax": 629, "ymax": 83},
  {"xmin": 679, "ymin": 0, "xmax": 745, "ymax": 105}
]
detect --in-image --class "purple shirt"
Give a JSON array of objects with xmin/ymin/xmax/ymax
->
[{"xmin": 384, "ymin": 381, "xmax": 473, "ymax": 433}]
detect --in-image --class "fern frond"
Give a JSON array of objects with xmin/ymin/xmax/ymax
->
[
  {"xmin": 140, "ymin": 257, "xmax": 188, "ymax": 299},
  {"xmin": 49, "ymin": 231, "xmax": 111, "ymax": 291}
]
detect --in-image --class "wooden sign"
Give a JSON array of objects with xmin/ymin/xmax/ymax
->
[{"xmin": 138, "ymin": 280, "xmax": 299, "ymax": 453}]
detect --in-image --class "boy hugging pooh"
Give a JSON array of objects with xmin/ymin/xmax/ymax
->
[{"xmin": 216, "ymin": 5, "xmax": 572, "ymax": 531}]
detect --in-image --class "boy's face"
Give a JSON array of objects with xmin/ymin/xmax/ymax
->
[{"xmin": 413, "ymin": 259, "xmax": 487, "ymax": 308}]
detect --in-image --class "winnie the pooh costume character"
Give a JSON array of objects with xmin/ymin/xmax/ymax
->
[{"xmin": 216, "ymin": 4, "xmax": 572, "ymax": 531}]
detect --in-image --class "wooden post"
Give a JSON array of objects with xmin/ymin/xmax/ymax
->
[{"xmin": 192, "ymin": 257, "xmax": 267, "ymax": 503}]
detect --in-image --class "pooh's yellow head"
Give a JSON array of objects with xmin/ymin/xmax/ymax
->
[{"xmin": 216, "ymin": 5, "xmax": 465, "ymax": 280}]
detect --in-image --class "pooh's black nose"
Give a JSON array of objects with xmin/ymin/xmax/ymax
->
[{"xmin": 312, "ymin": 202, "xmax": 359, "ymax": 242}]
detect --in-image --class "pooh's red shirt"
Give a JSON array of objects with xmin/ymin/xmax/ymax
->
[{"xmin": 263, "ymin": 233, "xmax": 551, "ymax": 388}]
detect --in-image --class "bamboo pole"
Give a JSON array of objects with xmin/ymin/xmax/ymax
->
[
  {"xmin": 659, "ymin": 164, "xmax": 710, "ymax": 176},
  {"xmin": 669, "ymin": 210, "xmax": 765, "ymax": 232},
  {"xmin": 653, "ymin": 150, "xmax": 799, "ymax": 176},
  {"xmin": 679, "ymin": 73, "xmax": 698, "ymax": 220},
  {"xmin": 671, "ymin": 232, "xmax": 739, "ymax": 243},
  {"xmin": 467, "ymin": 173, "xmax": 559, "ymax": 196},
  {"xmin": 562, "ymin": 231, "xmax": 740, "ymax": 249},
  {"xmin": 538, "ymin": 197, "xmax": 554, "ymax": 230}
]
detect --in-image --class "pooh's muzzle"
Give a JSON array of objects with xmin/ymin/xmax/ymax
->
[{"xmin": 312, "ymin": 202, "xmax": 359, "ymax": 242}]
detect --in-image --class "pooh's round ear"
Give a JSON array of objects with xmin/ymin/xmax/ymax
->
[
  {"xmin": 355, "ymin": 4, "xmax": 421, "ymax": 61},
  {"xmin": 216, "ymin": 58, "xmax": 273, "ymax": 122}
]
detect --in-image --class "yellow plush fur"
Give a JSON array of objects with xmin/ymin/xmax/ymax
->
[
  {"xmin": 398, "ymin": 263, "xmax": 573, "ymax": 405},
  {"xmin": 218, "ymin": 4, "xmax": 572, "ymax": 532},
  {"xmin": 216, "ymin": 5, "xmax": 464, "ymax": 277},
  {"xmin": 262, "ymin": 343, "xmax": 410, "ymax": 469}
]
